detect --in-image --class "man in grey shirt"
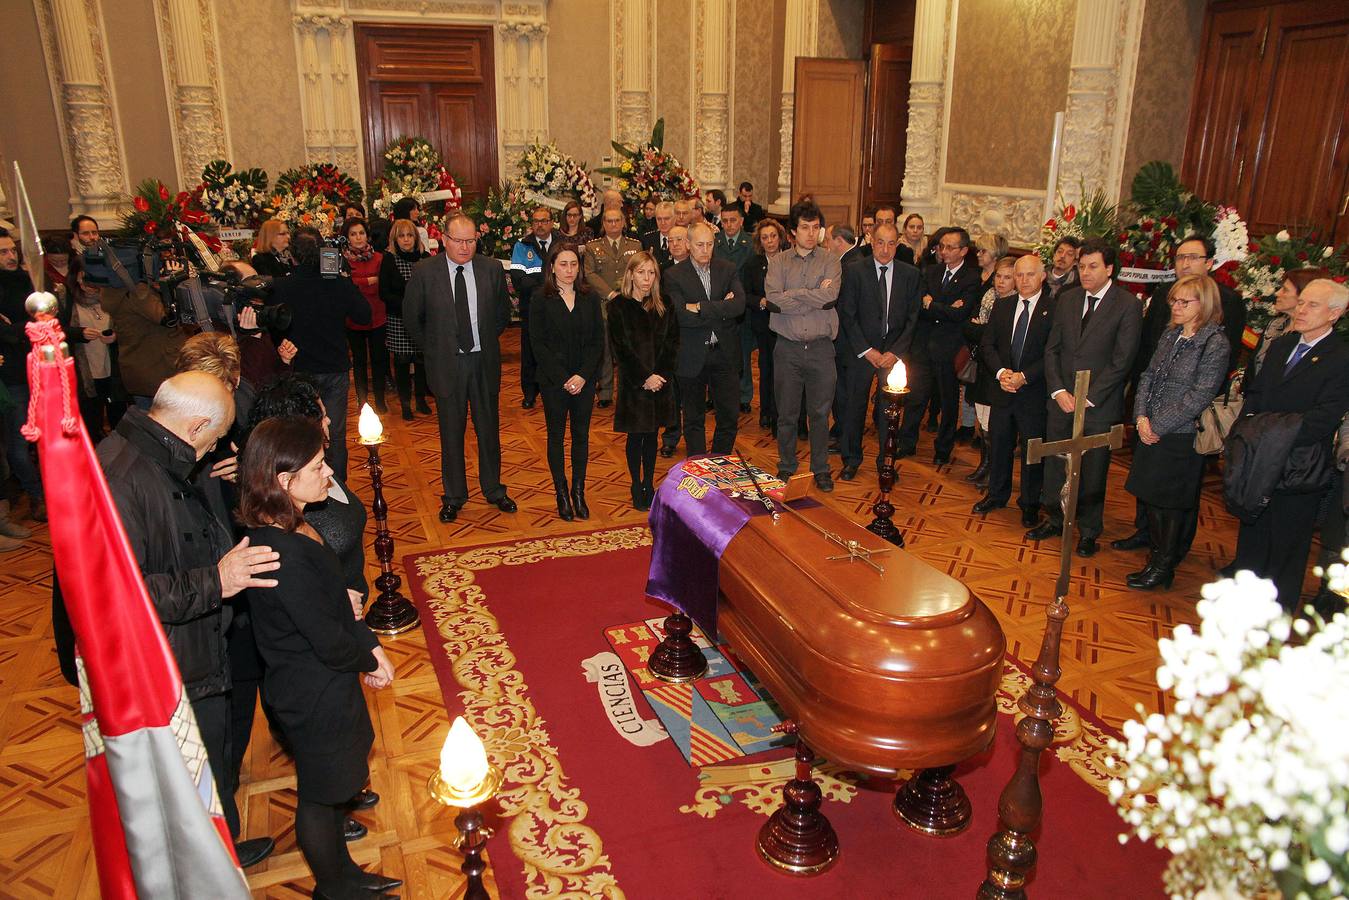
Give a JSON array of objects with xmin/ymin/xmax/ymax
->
[{"xmin": 765, "ymin": 199, "xmax": 842, "ymax": 490}]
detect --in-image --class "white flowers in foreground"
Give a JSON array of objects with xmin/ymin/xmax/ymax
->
[{"xmin": 1110, "ymin": 571, "xmax": 1349, "ymax": 899}]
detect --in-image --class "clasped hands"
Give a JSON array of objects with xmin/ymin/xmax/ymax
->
[
  {"xmin": 1135, "ymin": 415, "xmax": 1160, "ymax": 445},
  {"xmin": 563, "ymin": 374, "xmax": 586, "ymax": 395},
  {"xmin": 863, "ymin": 349, "xmax": 898, "ymax": 370},
  {"xmin": 998, "ymin": 370, "xmax": 1027, "ymax": 393},
  {"xmin": 364, "ymin": 646, "xmax": 395, "ymax": 690},
  {"xmin": 642, "ymin": 373, "xmax": 666, "ymax": 392}
]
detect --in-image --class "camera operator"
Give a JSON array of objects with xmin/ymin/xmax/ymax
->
[
  {"xmin": 99, "ymin": 268, "xmax": 187, "ymax": 409},
  {"xmin": 266, "ymin": 226, "xmax": 370, "ymax": 480},
  {"xmin": 71, "ymin": 215, "xmax": 136, "ymax": 292},
  {"xmin": 219, "ymin": 260, "xmax": 296, "ymax": 399}
]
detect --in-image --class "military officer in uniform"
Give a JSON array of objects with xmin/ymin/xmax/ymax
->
[{"xmin": 583, "ymin": 208, "xmax": 643, "ymax": 406}]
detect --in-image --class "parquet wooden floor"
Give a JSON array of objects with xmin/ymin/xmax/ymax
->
[{"xmin": 0, "ymin": 327, "xmax": 1285, "ymax": 897}]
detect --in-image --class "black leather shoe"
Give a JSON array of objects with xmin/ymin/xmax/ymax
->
[
  {"xmin": 438, "ymin": 503, "xmax": 459, "ymax": 523},
  {"xmin": 631, "ymin": 483, "xmax": 646, "ymax": 511},
  {"xmin": 932, "ymin": 453, "xmax": 950, "ymax": 467},
  {"xmin": 1076, "ymin": 536, "xmax": 1099, "ymax": 558},
  {"xmin": 521, "ymin": 397, "xmax": 536, "ymax": 409},
  {"xmin": 235, "ymin": 836, "xmax": 275, "ymax": 868},
  {"xmin": 355, "ymin": 871, "xmax": 405, "ymax": 892},
  {"xmin": 416, "ymin": 399, "xmax": 432, "ymax": 414},
  {"xmin": 1126, "ymin": 563, "xmax": 1175, "ymax": 591},
  {"xmin": 814, "ymin": 473, "xmax": 834, "ymax": 493},
  {"xmin": 1025, "ymin": 521, "xmax": 1062, "ymax": 541},
  {"xmin": 571, "ymin": 487, "xmax": 590, "ymax": 519},
  {"xmin": 1111, "ymin": 531, "xmax": 1149, "ymax": 551},
  {"xmin": 598, "ymin": 399, "xmax": 612, "ymax": 408},
  {"xmin": 348, "ymin": 789, "xmax": 380, "ymax": 811},
  {"xmin": 1021, "ymin": 508, "xmax": 1040, "ymax": 528},
  {"xmin": 759, "ymin": 415, "xmax": 772, "ymax": 429},
  {"xmin": 740, "ymin": 403, "xmax": 752, "ymax": 413},
  {"xmin": 344, "ymin": 817, "xmax": 368, "ymax": 842},
  {"xmin": 839, "ymin": 464, "xmax": 859, "ymax": 481},
  {"xmin": 492, "ymin": 495, "xmax": 518, "ymax": 513},
  {"xmin": 971, "ymin": 496, "xmax": 1004, "ymax": 516},
  {"xmin": 374, "ymin": 399, "xmax": 389, "ymax": 414},
  {"xmin": 659, "ymin": 445, "xmax": 675, "ymax": 458},
  {"xmin": 401, "ymin": 405, "xmax": 414, "ymax": 421},
  {"xmin": 555, "ymin": 489, "xmax": 574, "ymax": 521}
]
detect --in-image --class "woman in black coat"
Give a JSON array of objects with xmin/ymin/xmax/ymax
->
[
  {"xmin": 529, "ymin": 244, "xmax": 605, "ymax": 521},
  {"xmin": 250, "ymin": 219, "xmax": 295, "ymax": 279},
  {"xmin": 1125, "ymin": 275, "xmax": 1230, "ymax": 591},
  {"xmin": 608, "ymin": 251, "xmax": 679, "ymax": 510},
  {"xmin": 745, "ymin": 219, "xmax": 789, "ymax": 431},
  {"xmin": 239, "ymin": 417, "xmax": 398, "ymax": 900}
]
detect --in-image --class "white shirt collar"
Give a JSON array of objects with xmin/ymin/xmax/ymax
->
[
  {"xmin": 1298, "ymin": 330, "xmax": 1332, "ymax": 351},
  {"xmin": 1086, "ymin": 279, "xmax": 1112, "ymax": 301},
  {"xmin": 1018, "ymin": 291, "xmax": 1042, "ymax": 308},
  {"xmin": 945, "ymin": 260, "xmax": 964, "ymax": 277}
]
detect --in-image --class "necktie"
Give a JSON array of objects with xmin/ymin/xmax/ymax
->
[
  {"xmin": 1082, "ymin": 293, "xmax": 1099, "ymax": 328},
  {"xmin": 611, "ymin": 239, "xmax": 620, "ymax": 253},
  {"xmin": 454, "ymin": 265, "xmax": 474, "ymax": 353},
  {"xmin": 942, "ymin": 269, "xmax": 953, "ymax": 289},
  {"xmin": 661, "ymin": 236, "xmax": 667, "ymax": 250},
  {"xmin": 878, "ymin": 266, "xmax": 889, "ymax": 328},
  {"xmin": 1285, "ymin": 341, "xmax": 1311, "ymax": 375},
  {"xmin": 539, "ymin": 240, "xmax": 548, "ymax": 256},
  {"xmin": 1011, "ymin": 298, "xmax": 1030, "ymax": 369}
]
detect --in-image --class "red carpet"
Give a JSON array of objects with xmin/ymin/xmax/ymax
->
[{"xmin": 404, "ymin": 528, "xmax": 1168, "ymax": 899}]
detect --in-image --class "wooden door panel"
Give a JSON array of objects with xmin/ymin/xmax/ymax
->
[
  {"xmin": 1183, "ymin": 6, "xmax": 1266, "ymax": 205},
  {"xmin": 1246, "ymin": 4, "xmax": 1349, "ymax": 235},
  {"xmin": 356, "ymin": 23, "xmax": 498, "ymax": 196},
  {"xmin": 793, "ymin": 58, "xmax": 866, "ymax": 227},
  {"xmin": 861, "ymin": 42, "xmax": 911, "ymax": 212}
]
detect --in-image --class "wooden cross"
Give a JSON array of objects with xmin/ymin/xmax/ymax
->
[{"xmin": 1025, "ymin": 370, "xmax": 1125, "ymax": 601}]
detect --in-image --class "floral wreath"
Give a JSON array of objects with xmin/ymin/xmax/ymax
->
[
  {"xmin": 516, "ymin": 139, "xmax": 598, "ymax": 215},
  {"xmin": 595, "ymin": 119, "xmax": 699, "ymax": 208},
  {"xmin": 1035, "ymin": 186, "xmax": 1118, "ymax": 269},
  {"xmin": 120, "ymin": 179, "xmax": 220, "ymax": 252},
  {"xmin": 275, "ymin": 163, "xmax": 364, "ymax": 207},
  {"xmin": 196, "ymin": 160, "xmax": 270, "ymax": 228},
  {"xmin": 463, "ymin": 181, "xmax": 533, "ymax": 260}
]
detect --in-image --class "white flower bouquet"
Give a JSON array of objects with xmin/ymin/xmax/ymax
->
[
  {"xmin": 516, "ymin": 139, "xmax": 597, "ymax": 214},
  {"xmin": 197, "ymin": 160, "xmax": 270, "ymax": 227},
  {"xmin": 1109, "ymin": 572, "xmax": 1349, "ymax": 899}
]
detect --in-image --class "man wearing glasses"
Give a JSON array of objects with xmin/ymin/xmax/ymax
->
[
  {"xmin": 508, "ymin": 207, "xmax": 557, "ymax": 409},
  {"xmin": 404, "ymin": 213, "xmax": 518, "ymax": 522}
]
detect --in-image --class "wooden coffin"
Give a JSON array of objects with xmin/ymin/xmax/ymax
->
[{"xmin": 717, "ymin": 502, "xmax": 1006, "ymax": 776}]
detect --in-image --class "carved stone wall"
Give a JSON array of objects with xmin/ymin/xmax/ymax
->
[
  {"xmin": 613, "ymin": 0, "xmax": 657, "ymax": 147},
  {"xmin": 291, "ymin": 0, "xmax": 550, "ymax": 182},
  {"xmin": 153, "ymin": 0, "xmax": 231, "ymax": 187},
  {"xmin": 34, "ymin": 0, "xmax": 130, "ymax": 219},
  {"xmin": 692, "ymin": 0, "xmax": 734, "ymax": 189},
  {"xmin": 1058, "ymin": 0, "xmax": 1144, "ymax": 205},
  {"xmin": 947, "ymin": 186, "xmax": 1047, "ymax": 246},
  {"xmin": 899, "ymin": 0, "xmax": 948, "ymax": 220}
]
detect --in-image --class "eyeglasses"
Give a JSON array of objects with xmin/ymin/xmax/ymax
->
[
  {"xmin": 531, "ymin": 218, "xmax": 552, "ymax": 224},
  {"xmin": 1175, "ymin": 253, "xmax": 1209, "ymax": 263},
  {"xmin": 1168, "ymin": 297, "xmax": 1199, "ymax": 306},
  {"xmin": 445, "ymin": 236, "xmax": 476, "ymax": 246}
]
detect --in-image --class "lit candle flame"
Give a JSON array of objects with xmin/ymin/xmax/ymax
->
[
  {"xmin": 439, "ymin": 716, "xmax": 490, "ymax": 793},
  {"xmin": 358, "ymin": 403, "xmax": 383, "ymax": 443},
  {"xmin": 886, "ymin": 361, "xmax": 907, "ymax": 391}
]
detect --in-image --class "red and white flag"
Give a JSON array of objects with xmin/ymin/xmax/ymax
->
[{"xmin": 25, "ymin": 315, "xmax": 250, "ymax": 899}]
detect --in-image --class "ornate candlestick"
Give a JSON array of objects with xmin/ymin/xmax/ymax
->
[
  {"xmin": 358, "ymin": 404, "xmax": 420, "ymax": 635},
  {"xmin": 868, "ymin": 363, "xmax": 910, "ymax": 548},
  {"xmin": 429, "ymin": 717, "xmax": 504, "ymax": 900},
  {"xmin": 648, "ymin": 611, "xmax": 709, "ymax": 683}
]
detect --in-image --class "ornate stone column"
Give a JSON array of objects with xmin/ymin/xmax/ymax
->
[
  {"xmin": 692, "ymin": 0, "xmax": 735, "ymax": 190},
  {"xmin": 154, "ymin": 0, "xmax": 231, "ymax": 187},
  {"xmin": 613, "ymin": 0, "xmax": 657, "ymax": 147},
  {"xmin": 292, "ymin": 14, "xmax": 362, "ymax": 174},
  {"xmin": 899, "ymin": 0, "xmax": 950, "ymax": 221},
  {"xmin": 497, "ymin": 20, "xmax": 550, "ymax": 174},
  {"xmin": 1059, "ymin": 0, "xmax": 1143, "ymax": 205},
  {"xmin": 34, "ymin": 0, "xmax": 130, "ymax": 220},
  {"xmin": 771, "ymin": 0, "xmax": 819, "ymax": 214}
]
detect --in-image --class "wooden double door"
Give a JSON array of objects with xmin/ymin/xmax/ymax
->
[
  {"xmin": 356, "ymin": 24, "xmax": 499, "ymax": 199},
  {"xmin": 1184, "ymin": 0, "xmax": 1349, "ymax": 242}
]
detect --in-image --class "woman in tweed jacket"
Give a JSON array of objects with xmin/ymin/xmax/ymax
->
[{"xmin": 1124, "ymin": 274, "xmax": 1230, "ymax": 590}]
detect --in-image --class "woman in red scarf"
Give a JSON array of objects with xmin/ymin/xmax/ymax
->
[{"xmin": 341, "ymin": 218, "xmax": 388, "ymax": 412}]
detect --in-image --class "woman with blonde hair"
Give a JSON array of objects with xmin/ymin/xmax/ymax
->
[
  {"xmin": 608, "ymin": 251, "xmax": 679, "ymax": 510},
  {"xmin": 1123, "ymin": 274, "xmax": 1229, "ymax": 590},
  {"xmin": 974, "ymin": 232, "xmax": 1010, "ymax": 295},
  {"xmin": 251, "ymin": 219, "xmax": 294, "ymax": 278},
  {"xmin": 379, "ymin": 218, "xmax": 432, "ymax": 419}
]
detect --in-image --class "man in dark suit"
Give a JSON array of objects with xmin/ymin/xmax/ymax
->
[
  {"xmin": 1026, "ymin": 238, "xmax": 1143, "ymax": 555},
  {"xmin": 404, "ymin": 213, "xmax": 518, "ymax": 522},
  {"xmin": 640, "ymin": 201, "xmax": 676, "ymax": 268},
  {"xmin": 1116, "ymin": 235, "xmax": 1249, "ymax": 554},
  {"xmin": 665, "ymin": 222, "xmax": 746, "ymax": 455},
  {"xmin": 897, "ymin": 227, "xmax": 981, "ymax": 464},
  {"xmin": 974, "ymin": 254, "xmax": 1057, "ymax": 525},
  {"xmin": 835, "ymin": 223, "xmax": 920, "ymax": 480},
  {"xmin": 1232, "ymin": 279, "xmax": 1349, "ymax": 609}
]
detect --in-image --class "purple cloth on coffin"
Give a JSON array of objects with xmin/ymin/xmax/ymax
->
[{"xmin": 645, "ymin": 459, "xmax": 758, "ymax": 635}]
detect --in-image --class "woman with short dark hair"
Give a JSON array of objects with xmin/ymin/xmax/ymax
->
[
  {"xmin": 530, "ymin": 244, "xmax": 605, "ymax": 520},
  {"xmin": 239, "ymin": 416, "xmax": 398, "ymax": 899},
  {"xmin": 1124, "ymin": 274, "xmax": 1230, "ymax": 590}
]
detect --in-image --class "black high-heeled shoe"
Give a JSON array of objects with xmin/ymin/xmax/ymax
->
[
  {"xmin": 571, "ymin": 484, "xmax": 590, "ymax": 519},
  {"xmin": 555, "ymin": 488, "xmax": 574, "ymax": 521},
  {"xmin": 631, "ymin": 483, "xmax": 645, "ymax": 510}
]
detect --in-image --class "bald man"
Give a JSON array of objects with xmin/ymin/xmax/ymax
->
[{"xmin": 973, "ymin": 254, "xmax": 1057, "ymax": 525}]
